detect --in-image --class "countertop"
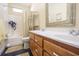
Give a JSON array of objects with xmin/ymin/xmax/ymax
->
[{"xmin": 30, "ymin": 30, "xmax": 79, "ymax": 49}]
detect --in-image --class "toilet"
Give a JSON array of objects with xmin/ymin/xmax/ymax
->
[
  {"xmin": 22, "ymin": 37, "xmax": 29, "ymax": 49},
  {"xmin": 7, "ymin": 33, "xmax": 23, "ymax": 47}
]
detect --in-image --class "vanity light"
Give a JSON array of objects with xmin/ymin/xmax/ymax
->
[
  {"xmin": 31, "ymin": 4, "xmax": 40, "ymax": 11},
  {"xmin": 13, "ymin": 8, "xmax": 23, "ymax": 13}
]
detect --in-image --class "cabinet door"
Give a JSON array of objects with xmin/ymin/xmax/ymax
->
[
  {"xmin": 35, "ymin": 35, "xmax": 43, "ymax": 47},
  {"xmin": 44, "ymin": 40, "xmax": 56, "ymax": 56},
  {"xmin": 35, "ymin": 42, "xmax": 42, "ymax": 56},
  {"xmin": 29, "ymin": 39, "xmax": 42, "ymax": 56},
  {"xmin": 29, "ymin": 39, "xmax": 38, "ymax": 56},
  {"xmin": 44, "ymin": 40, "xmax": 77, "ymax": 56}
]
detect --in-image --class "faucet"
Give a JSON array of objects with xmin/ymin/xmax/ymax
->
[
  {"xmin": 70, "ymin": 29, "xmax": 75, "ymax": 34},
  {"xmin": 40, "ymin": 28, "xmax": 45, "ymax": 31},
  {"xmin": 70, "ymin": 29, "xmax": 79, "ymax": 36}
]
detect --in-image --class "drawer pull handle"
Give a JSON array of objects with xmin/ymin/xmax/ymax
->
[
  {"xmin": 35, "ymin": 39, "xmax": 38, "ymax": 42},
  {"xmin": 53, "ymin": 52, "xmax": 59, "ymax": 56},
  {"xmin": 35, "ymin": 49, "xmax": 38, "ymax": 52}
]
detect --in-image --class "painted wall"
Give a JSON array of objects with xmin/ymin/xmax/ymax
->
[
  {"xmin": 31, "ymin": 3, "xmax": 46, "ymax": 29},
  {"xmin": 0, "ymin": 4, "xmax": 8, "ymax": 41},
  {"xmin": 0, "ymin": 3, "xmax": 8, "ymax": 55},
  {"xmin": 76, "ymin": 3, "xmax": 79, "ymax": 28}
]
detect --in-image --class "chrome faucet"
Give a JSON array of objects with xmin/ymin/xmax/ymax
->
[{"xmin": 70, "ymin": 29, "xmax": 79, "ymax": 36}]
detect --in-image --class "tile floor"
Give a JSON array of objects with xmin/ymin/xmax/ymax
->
[
  {"xmin": 17, "ymin": 52, "xmax": 29, "ymax": 56},
  {"xmin": 3, "ymin": 44, "xmax": 31, "ymax": 56},
  {"xmin": 5, "ymin": 45, "xmax": 23, "ymax": 54}
]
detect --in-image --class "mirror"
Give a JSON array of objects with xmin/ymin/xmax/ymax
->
[{"xmin": 46, "ymin": 3, "xmax": 76, "ymax": 27}]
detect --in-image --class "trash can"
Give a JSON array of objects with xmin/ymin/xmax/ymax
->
[{"xmin": 22, "ymin": 37, "xmax": 29, "ymax": 49}]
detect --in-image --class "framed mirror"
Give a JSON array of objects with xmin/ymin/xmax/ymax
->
[{"xmin": 46, "ymin": 3, "xmax": 76, "ymax": 27}]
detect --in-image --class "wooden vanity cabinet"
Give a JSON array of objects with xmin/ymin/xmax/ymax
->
[
  {"xmin": 29, "ymin": 39, "xmax": 42, "ymax": 56},
  {"xmin": 29, "ymin": 32, "xmax": 79, "ymax": 56},
  {"xmin": 29, "ymin": 33, "xmax": 43, "ymax": 56}
]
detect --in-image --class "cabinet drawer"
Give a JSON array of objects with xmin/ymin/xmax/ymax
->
[
  {"xmin": 35, "ymin": 35, "xmax": 43, "ymax": 47},
  {"xmin": 44, "ymin": 40, "xmax": 56, "ymax": 55},
  {"xmin": 29, "ymin": 33, "xmax": 34, "ymax": 40},
  {"xmin": 44, "ymin": 40, "xmax": 77, "ymax": 56}
]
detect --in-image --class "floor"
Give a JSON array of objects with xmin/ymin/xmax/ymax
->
[{"xmin": 2, "ymin": 44, "xmax": 32, "ymax": 56}]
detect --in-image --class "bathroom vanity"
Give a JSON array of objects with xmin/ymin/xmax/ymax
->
[{"xmin": 29, "ymin": 30, "xmax": 79, "ymax": 56}]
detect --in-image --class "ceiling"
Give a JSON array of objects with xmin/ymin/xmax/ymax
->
[{"xmin": 8, "ymin": 3, "xmax": 32, "ymax": 10}]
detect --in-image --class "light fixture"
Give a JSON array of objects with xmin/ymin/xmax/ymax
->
[
  {"xmin": 31, "ymin": 4, "xmax": 39, "ymax": 11},
  {"xmin": 13, "ymin": 8, "xmax": 23, "ymax": 13}
]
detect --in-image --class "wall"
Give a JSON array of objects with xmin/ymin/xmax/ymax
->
[
  {"xmin": 31, "ymin": 3, "xmax": 46, "ymax": 29},
  {"xmin": 39, "ymin": 4, "xmax": 46, "ymax": 29},
  {"xmin": 0, "ymin": 3, "xmax": 8, "ymax": 41},
  {"xmin": 76, "ymin": 3, "xmax": 79, "ymax": 28},
  {"xmin": 0, "ymin": 3, "xmax": 8, "ymax": 55},
  {"xmin": 24, "ymin": 8, "xmax": 30, "ymax": 36}
]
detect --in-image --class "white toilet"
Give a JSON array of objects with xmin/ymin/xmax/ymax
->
[
  {"xmin": 22, "ymin": 37, "xmax": 29, "ymax": 49},
  {"xmin": 7, "ymin": 33, "xmax": 23, "ymax": 47}
]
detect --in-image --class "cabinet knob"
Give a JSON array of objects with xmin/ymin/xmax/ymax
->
[
  {"xmin": 35, "ymin": 49, "xmax": 38, "ymax": 52},
  {"xmin": 52, "ymin": 52, "xmax": 59, "ymax": 56},
  {"xmin": 35, "ymin": 39, "xmax": 38, "ymax": 42}
]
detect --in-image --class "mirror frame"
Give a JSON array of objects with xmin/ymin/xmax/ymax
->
[{"xmin": 46, "ymin": 3, "xmax": 76, "ymax": 27}]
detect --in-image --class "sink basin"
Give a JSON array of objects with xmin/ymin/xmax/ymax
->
[
  {"xmin": 54, "ymin": 35, "xmax": 79, "ymax": 41},
  {"xmin": 42, "ymin": 31, "xmax": 69, "ymax": 35},
  {"xmin": 54, "ymin": 35, "xmax": 79, "ymax": 47},
  {"xmin": 52, "ymin": 35, "xmax": 79, "ymax": 48}
]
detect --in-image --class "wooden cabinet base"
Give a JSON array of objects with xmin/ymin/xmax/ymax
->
[
  {"xmin": 29, "ymin": 39, "xmax": 42, "ymax": 56},
  {"xmin": 29, "ymin": 32, "xmax": 79, "ymax": 56}
]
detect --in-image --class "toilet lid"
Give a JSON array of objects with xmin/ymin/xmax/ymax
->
[{"xmin": 22, "ymin": 37, "xmax": 29, "ymax": 40}]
